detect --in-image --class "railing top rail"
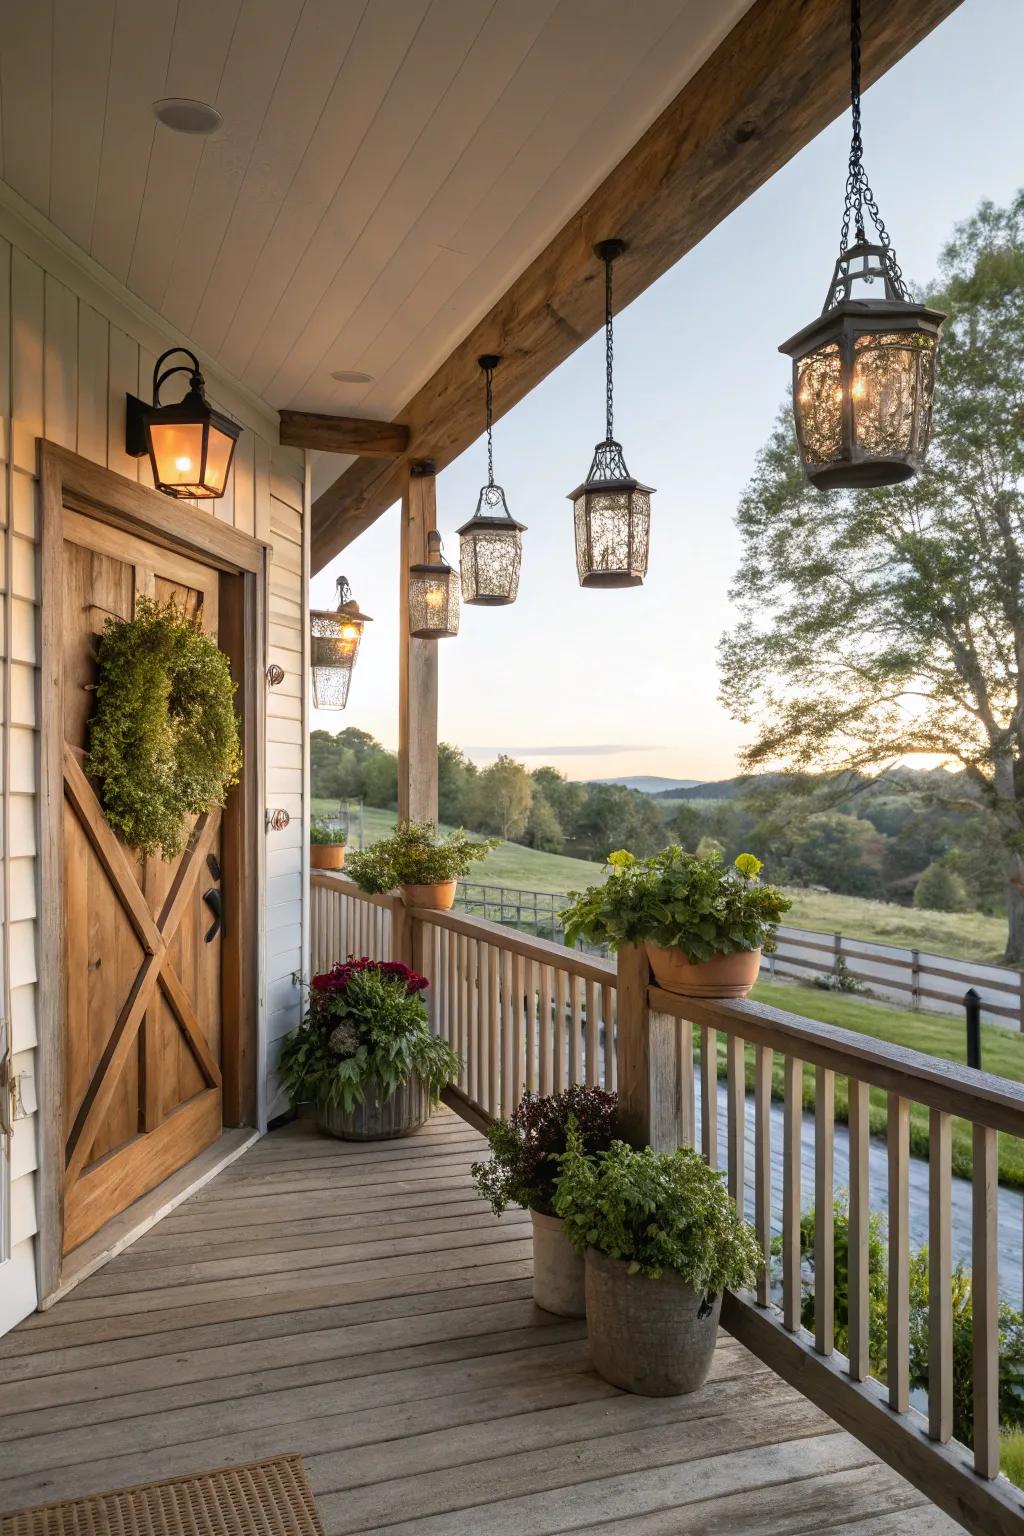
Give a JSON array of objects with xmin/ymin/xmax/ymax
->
[
  {"xmin": 409, "ymin": 904, "xmax": 615, "ymax": 984},
  {"xmin": 309, "ymin": 873, "xmax": 397, "ymax": 911},
  {"xmin": 650, "ymin": 986, "xmax": 1024, "ymax": 1137}
]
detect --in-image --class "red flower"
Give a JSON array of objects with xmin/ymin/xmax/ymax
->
[{"xmin": 311, "ymin": 957, "xmax": 428, "ymax": 996}]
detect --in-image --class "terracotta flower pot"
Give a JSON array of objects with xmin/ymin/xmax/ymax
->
[
  {"xmin": 310, "ymin": 842, "xmax": 346, "ymax": 871},
  {"xmin": 585, "ymin": 1247, "xmax": 722, "ymax": 1396},
  {"xmin": 401, "ymin": 878, "xmax": 457, "ymax": 911},
  {"xmin": 531, "ymin": 1210, "xmax": 586, "ymax": 1317},
  {"xmin": 646, "ymin": 943, "xmax": 761, "ymax": 998}
]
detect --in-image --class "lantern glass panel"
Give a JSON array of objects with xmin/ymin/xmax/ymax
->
[
  {"xmin": 794, "ymin": 342, "xmax": 843, "ymax": 467},
  {"xmin": 574, "ymin": 486, "xmax": 650, "ymax": 587},
  {"xmin": 203, "ymin": 423, "xmax": 236, "ymax": 494},
  {"xmin": 148, "ymin": 420, "xmax": 207, "ymax": 494},
  {"xmin": 310, "ymin": 612, "xmax": 363, "ymax": 709},
  {"xmin": 410, "ymin": 569, "xmax": 460, "ymax": 637},
  {"xmin": 852, "ymin": 330, "xmax": 936, "ymax": 458},
  {"xmin": 460, "ymin": 526, "xmax": 522, "ymax": 604}
]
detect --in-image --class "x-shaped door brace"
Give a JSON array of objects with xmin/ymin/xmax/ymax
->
[{"xmin": 63, "ymin": 742, "xmax": 223, "ymax": 1184}]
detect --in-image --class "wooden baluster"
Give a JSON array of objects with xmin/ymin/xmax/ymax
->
[
  {"xmin": 526, "ymin": 959, "xmax": 539, "ymax": 1094},
  {"xmin": 554, "ymin": 968, "xmax": 568, "ymax": 1093},
  {"xmin": 539, "ymin": 964, "xmax": 553, "ymax": 1095},
  {"xmin": 701, "ymin": 1024, "xmax": 718, "ymax": 1169},
  {"xmin": 478, "ymin": 943, "xmax": 492, "ymax": 1116},
  {"xmin": 487, "ymin": 945, "xmax": 500, "ymax": 1115},
  {"xmin": 887, "ymin": 1093, "xmax": 910, "ymax": 1413},
  {"xmin": 814, "ymin": 1067, "xmax": 835, "ymax": 1356},
  {"xmin": 973, "ymin": 1122, "xmax": 999, "ymax": 1478},
  {"xmin": 928, "ymin": 1107, "xmax": 952, "ymax": 1441},
  {"xmin": 499, "ymin": 947, "xmax": 512, "ymax": 1116},
  {"xmin": 512, "ymin": 951, "xmax": 526, "ymax": 1106},
  {"xmin": 467, "ymin": 939, "xmax": 480, "ymax": 1106},
  {"xmin": 847, "ymin": 1077, "xmax": 870, "ymax": 1382},
  {"xmin": 570, "ymin": 975, "xmax": 584, "ymax": 1086},
  {"xmin": 726, "ymin": 1034, "xmax": 745, "ymax": 1213},
  {"xmin": 783, "ymin": 1055, "xmax": 802, "ymax": 1333},
  {"xmin": 754, "ymin": 1044, "xmax": 772, "ymax": 1306},
  {"xmin": 678, "ymin": 1016, "xmax": 695, "ymax": 1149},
  {"xmin": 447, "ymin": 929, "xmax": 457, "ymax": 1055},
  {"xmin": 602, "ymin": 983, "xmax": 615, "ymax": 1091},
  {"xmin": 586, "ymin": 979, "xmax": 600, "ymax": 1088}
]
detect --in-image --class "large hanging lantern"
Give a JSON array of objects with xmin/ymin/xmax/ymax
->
[
  {"xmin": 126, "ymin": 347, "xmax": 241, "ymax": 499},
  {"xmin": 409, "ymin": 531, "xmax": 460, "ymax": 638},
  {"xmin": 779, "ymin": 0, "xmax": 944, "ymax": 491},
  {"xmin": 569, "ymin": 239, "xmax": 654, "ymax": 587},
  {"xmin": 457, "ymin": 355, "xmax": 525, "ymax": 605},
  {"xmin": 310, "ymin": 577, "xmax": 372, "ymax": 709}
]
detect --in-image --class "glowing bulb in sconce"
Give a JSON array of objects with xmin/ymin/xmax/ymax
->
[{"xmin": 175, "ymin": 455, "xmax": 193, "ymax": 473}]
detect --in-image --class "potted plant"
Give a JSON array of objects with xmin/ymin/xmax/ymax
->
[
  {"xmin": 278, "ymin": 958, "xmax": 460, "ymax": 1140},
  {"xmin": 470, "ymin": 1087, "xmax": 618, "ymax": 1316},
  {"xmin": 554, "ymin": 1129, "xmax": 761, "ymax": 1395},
  {"xmin": 309, "ymin": 816, "xmax": 347, "ymax": 871},
  {"xmin": 560, "ymin": 847, "xmax": 790, "ymax": 998},
  {"xmin": 346, "ymin": 820, "xmax": 498, "ymax": 911}
]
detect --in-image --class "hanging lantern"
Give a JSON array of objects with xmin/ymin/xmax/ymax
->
[
  {"xmin": 409, "ymin": 531, "xmax": 460, "ymax": 638},
  {"xmin": 310, "ymin": 577, "xmax": 372, "ymax": 709},
  {"xmin": 568, "ymin": 239, "xmax": 654, "ymax": 587},
  {"xmin": 126, "ymin": 347, "xmax": 241, "ymax": 498},
  {"xmin": 779, "ymin": 0, "xmax": 944, "ymax": 491},
  {"xmin": 457, "ymin": 355, "xmax": 525, "ymax": 605}
]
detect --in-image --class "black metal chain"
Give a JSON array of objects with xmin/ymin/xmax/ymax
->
[
  {"xmin": 604, "ymin": 250, "xmax": 615, "ymax": 443},
  {"xmin": 484, "ymin": 362, "xmax": 495, "ymax": 486},
  {"xmin": 839, "ymin": 0, "xmax": 908, "ymax": 296}
]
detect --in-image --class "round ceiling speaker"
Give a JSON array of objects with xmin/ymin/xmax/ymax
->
[{"xmin": 152, "ymin": 98, "xmax": 224, "ymax": 135}]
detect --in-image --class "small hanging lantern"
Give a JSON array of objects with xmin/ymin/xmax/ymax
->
[
  {"xmin": 126, "ymin": 347, "xmax": 241, "ymax": 498},
  {"xmin": 569, "ymin": 239, "xmax": 654, "ymax": 587},
  {"xmin": 457, "ymin": 355, "xmax": 525, "ymax": 605},
  {"xmin": 310, "ymin": 576, "xmax": 373, "ymax": 710},
  {"xmin": 779, "ymin": 0, "xmax": 944, "ymax": 491},
  {"xmin": 409, "ymin": 531, "xmax": 460, "ymax": 638}
]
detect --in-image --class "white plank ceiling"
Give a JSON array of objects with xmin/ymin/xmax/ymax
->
[{"xmin": 0, "ymin": 0, "xmax": 752, "ymax": 431}]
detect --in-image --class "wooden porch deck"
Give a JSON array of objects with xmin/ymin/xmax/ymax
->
[{"xmin": 0, "ymin": 1110, "xmax": 958, "ymax": 1534}]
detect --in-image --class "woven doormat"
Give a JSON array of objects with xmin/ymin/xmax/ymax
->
[{"xmin": 0, "ymin": 1454, "xmax": 325, "ymax": 1536}]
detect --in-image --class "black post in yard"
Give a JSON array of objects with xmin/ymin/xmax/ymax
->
[{"xmin": 964, "ymin": 988, "xmax": 982, "ymax": 1070}]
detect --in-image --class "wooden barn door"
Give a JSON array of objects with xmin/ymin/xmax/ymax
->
[{"xmin": 60, "ymin": 509, "xmax": 228, "ymax": 1254}]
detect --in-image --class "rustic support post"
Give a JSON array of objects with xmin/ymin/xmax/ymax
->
[
  {"xmin": 398, "ymin": 462, "xmax": 438, "ymax": 824},
  {"xmin": 615, "ymin": 944, "xmax": 680, "ymax": 1151}
]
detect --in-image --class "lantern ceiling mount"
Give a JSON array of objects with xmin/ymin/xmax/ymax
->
[
  {"xmin": 779, "ymin": 0, "xmax": 944, "ymax": 492},
  {"xmin": 126, "ymin": 347, "xmax": 241, "ymax": 499},
  {"xmin": 568, "ymin": 237, "xmax": 654, "ymax": 588},
  {"xmin": 457, "ymin": 354, "xmax": 525, "ymax": 606}
]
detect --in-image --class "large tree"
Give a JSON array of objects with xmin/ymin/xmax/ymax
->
[{"xmin": 721, "ymin": 194, "xmax": 1024, "ymax": 958}]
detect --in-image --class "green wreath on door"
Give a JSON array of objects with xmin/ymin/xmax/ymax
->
[{"xmin": 86, "ymin": 597, "xmax": 242, "ymax": 859}]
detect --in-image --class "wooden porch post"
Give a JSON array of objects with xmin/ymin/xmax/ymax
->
[
  {"xmin": 615, "ymin": 944, "xmax": 681, "ymax": 1152},
  {"xmin": 398, "ymin": 461, "xmax": 439, "ymax": 825}
]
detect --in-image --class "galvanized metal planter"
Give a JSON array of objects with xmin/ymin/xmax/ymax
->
[{"xmin": 315, "ymin": 1074, "xmax": 432, "ymax": 1141}]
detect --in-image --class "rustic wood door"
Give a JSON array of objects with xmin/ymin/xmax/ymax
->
[{"xmin": 60, "ymin": 509, "xmax": 228, "ymax": 1254}]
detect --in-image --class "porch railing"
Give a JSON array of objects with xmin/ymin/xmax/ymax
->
[{"xmin": 310, "ymin": 873, "xmax": 1024, "ymax": 1536}]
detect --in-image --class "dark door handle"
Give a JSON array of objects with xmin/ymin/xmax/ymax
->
[{"xmin": 202, "ymin": 887, "xmax": 223, "ymax": 943}]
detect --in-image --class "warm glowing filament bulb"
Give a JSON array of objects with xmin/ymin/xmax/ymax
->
[
  {"xmin": 175, "ymin": 455, "xmax": 193, "ymax": 473},
  {"xmin": 425, "ymin": 587, "xmax": 444, "ymax": 608},
  {"xmin": 851, "ymin": 377, "xmax": 867, "ymax": 399},
  {"xmin": 340, "ymin": 623, "xmax": 359, "ymax": 640}
]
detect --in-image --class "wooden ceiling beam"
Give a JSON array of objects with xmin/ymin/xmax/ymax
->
[
  {"xmin": 310, "ymin": 0, "xmax": 963, "ymax": 574},
  {"xmin": 279, "ymin": 410, "xmax": 409, "ymax": 457}
]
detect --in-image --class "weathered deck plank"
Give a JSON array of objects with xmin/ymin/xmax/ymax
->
[{"xmin": 0, "ymin": 1111, "xmax": 957, "ymax": 1532}]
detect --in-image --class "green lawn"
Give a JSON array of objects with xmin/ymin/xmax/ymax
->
[
  {"xmin": 749, "ymin": 979, "xmax": 1024, "ymax": 1188},
  {"xmin": 780, "ymin": 887, "xmax": 1010, "ymax": 967}
]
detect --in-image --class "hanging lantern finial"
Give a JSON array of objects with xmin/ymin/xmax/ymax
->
[
  {"xmin": 779, "ymin": 0, "xmax": 944, "ymax": 490},
  {"xmin": 457, "ymin": 355, "xmax": 525, "ymax": 605},
  {"xmin": 568, "ymin": 239, "xmax": 654, "ymax": 587},
  {"xmin": 310, "ymin": 575, "xmax": 372, "ymax": 710}
]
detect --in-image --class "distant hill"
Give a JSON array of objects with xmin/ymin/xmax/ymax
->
[
  {"xmin": 590, "ymin": 775, "xmax": 703, "ymax": 795},
  {"xmin": 653, "ymin": 775, "xmax": 759, "ymax": 802}
]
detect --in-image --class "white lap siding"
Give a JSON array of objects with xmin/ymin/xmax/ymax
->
[{"xmin": 0, "ymin": 208, "xmax": 309, "ymax": 1334}]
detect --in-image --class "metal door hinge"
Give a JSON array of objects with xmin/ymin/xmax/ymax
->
[{"xmin": 0, "ymin": 1022, "xmax": 33, "ymax": 1136}]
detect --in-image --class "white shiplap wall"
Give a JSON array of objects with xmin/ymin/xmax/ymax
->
[{"xmin": 0, "ymin": 205, "xmax": 309, "ymax": 1336}]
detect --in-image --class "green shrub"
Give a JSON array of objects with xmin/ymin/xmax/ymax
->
[
  {"xmin": 913, "ymin": 860, "xmax": 970, "ymax": 913},
  {"xmin": 278, "ymin": 959, "xmax": 460, "ymax": 1114},
  {"xmin": 310, "ymin": 817, "xmax": 346, "ymax": 846},
  {"xmin": 559, "ymin": 846, "xmax": 790, "ymax": 960},
  {"xmin": 346, "ymin": 820, "xmax": 497, "ymax": 892},
  {"xmin": 470, "ymin": 1087, "xmax": 618, "ymax": 1217},
  {"xmin": 553, "ymin": 1128, "xmax": 762, "ymax": 1302}
]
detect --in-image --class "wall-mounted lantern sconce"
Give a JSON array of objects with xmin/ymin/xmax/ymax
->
[{"xmin": 126, "ymin": 347, "xmax": 241, "ymax": 499}]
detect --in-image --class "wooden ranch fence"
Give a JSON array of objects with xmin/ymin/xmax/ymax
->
[{"xmin": 310, "ymin": 873, "xmax": 1024, "ymax": 1536}]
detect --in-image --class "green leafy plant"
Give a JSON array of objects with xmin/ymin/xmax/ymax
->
[
  {"xmin": 86, "ymin": 597, "xmax": 241, "ymax": 859},
  {"xmin": 310, "ymin": 817, "xmax": 346, "ymax": 846},
  {"xmin": 278, "ymin": 958, "xmax": 460, "ymax": 1115},
  {"xmin": 471, "ymin": 1086, "xmax": 618, "ymax": 1217},
  {"xmin": 553, "ymin": 1127, "xmax": 762, "ymax": 1303},
  {"xmin": 346, "ymin": 821, "xmax": 498, "ymax": 893},
  {"xmin": 560, "ymin": 846, "xmax": 790, "ymax": 961}
]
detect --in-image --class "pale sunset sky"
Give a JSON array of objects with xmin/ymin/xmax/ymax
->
[{"xmin": 311, "ymin": 0, "xmax": 1024, "ymax": 785}]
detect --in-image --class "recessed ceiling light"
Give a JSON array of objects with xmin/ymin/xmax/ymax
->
[
  {"xmin": 152, "ymin": 98, "xmax": 223, "ymax": 135},
  {"xmin": 331, "ymin": 369, "xmax": 374, "ymax": 385}
]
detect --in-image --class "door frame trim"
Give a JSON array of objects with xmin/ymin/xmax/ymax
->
[{"xmin": 37, "ymin": 441, "xmax": 268, "ymax": 1304}]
